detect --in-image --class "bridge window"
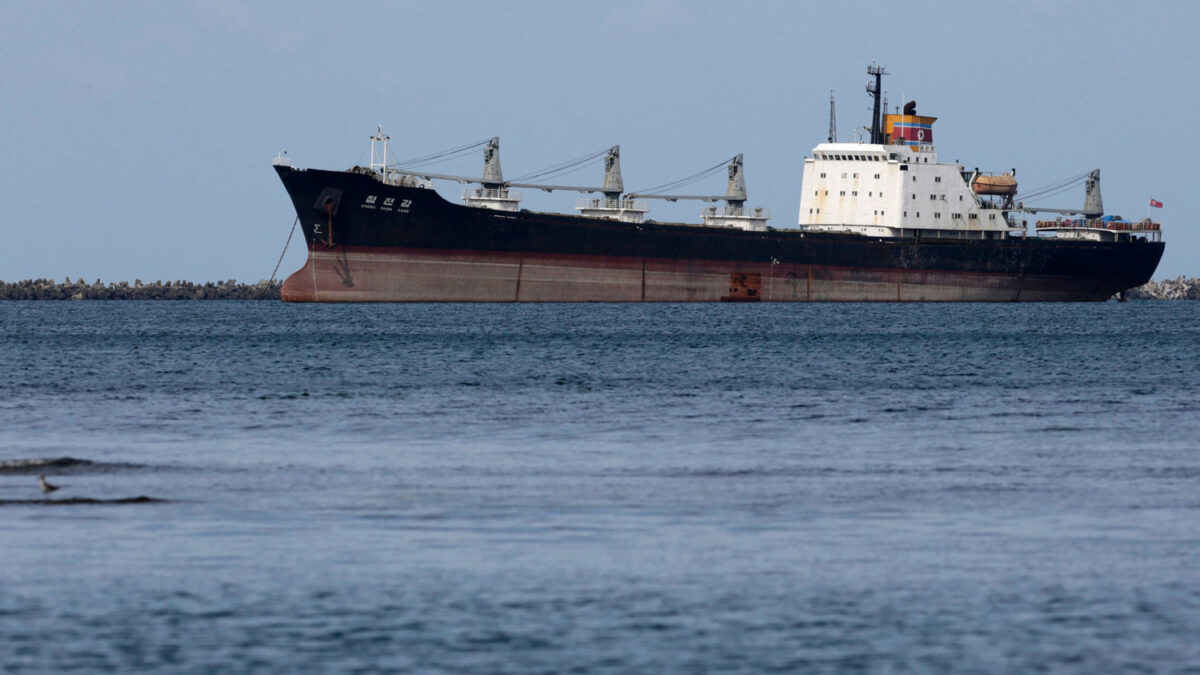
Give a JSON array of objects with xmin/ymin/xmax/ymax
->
[
  {"xmin": 934, "ymin": 176, "xmax": 942, "ymax": 183},
  {"xmin": 969, "ymin": 214, "xmax": 978, "ymax": 220}
]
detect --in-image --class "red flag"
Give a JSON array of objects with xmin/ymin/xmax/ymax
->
[{"xmin": 1150, "ymin": 199, "xmax": 1163, "ymax": 208}]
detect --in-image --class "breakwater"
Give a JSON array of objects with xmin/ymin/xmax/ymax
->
[
  {"xmin": 1125, "ymin": 276, "xmax": 1200, "ymax": 300},
  {"xmin": 0, "ymin": 278, "xmax": 281, "ymax": 300}
]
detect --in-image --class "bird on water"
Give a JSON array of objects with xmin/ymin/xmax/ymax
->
[{"xmin": 39, "ymin": 475, "xmax": 59, "ymax": 498}]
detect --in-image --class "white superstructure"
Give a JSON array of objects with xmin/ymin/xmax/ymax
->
[
  {"xmin": 796, "ymin": 64, "xmax": 1019, "ymax": 240},
  {"xmin": 793, "ymin": 64, "xmax": 1163, "ymax": 244},
  {"xmin": 798, "ymin": 141, "xmax": 1016, "ymax": 239}
]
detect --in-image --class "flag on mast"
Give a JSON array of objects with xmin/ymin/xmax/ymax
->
[{"xmin": 1150, "ymin": 198, "xmax": 1164, "ymax": 208}]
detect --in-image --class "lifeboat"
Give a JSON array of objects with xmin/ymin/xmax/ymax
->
[{"xmin": 972, "ymin": 173, "xmax": 1018, "ymax": 196}]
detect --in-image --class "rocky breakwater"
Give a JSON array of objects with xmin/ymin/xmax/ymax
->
[
  {"xmin": 1126, "ymin": 276, "xmax": 1200, "ymax": 300},
  {"xmin": 0, "ymin": 278, "xmax": 281, "ymax": 300}
]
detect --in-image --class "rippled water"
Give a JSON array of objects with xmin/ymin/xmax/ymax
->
[{"xmin": 2, "ymin": 301, "xmax": 1198, "ymax": 672}]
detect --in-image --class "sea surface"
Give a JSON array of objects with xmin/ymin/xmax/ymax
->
[{"xmin": 1, "ymin": 301, "xmax": 1198, "ymax": 673}]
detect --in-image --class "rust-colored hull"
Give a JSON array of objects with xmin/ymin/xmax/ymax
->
[{"xmin": 282, "ymin": 245, "xmax": 1126, "ymax": 303}]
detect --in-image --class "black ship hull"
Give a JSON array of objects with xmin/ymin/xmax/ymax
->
[{"xmin": 274, "ymin": 166, "xmax": 1164, "ymax": 302}]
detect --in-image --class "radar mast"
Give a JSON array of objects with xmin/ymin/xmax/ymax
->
[{"xmin": 866, "ymin": 62, "xmax": 887, "ymax": 144}]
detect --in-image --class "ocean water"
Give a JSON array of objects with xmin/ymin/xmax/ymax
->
[{"xmin": 1, "ymin": 301, "xmax": 1198, "ymax": 673}]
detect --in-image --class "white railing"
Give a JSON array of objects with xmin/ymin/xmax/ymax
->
[
  {"xmin": 463, "ymin": 188, "xmax": 522, "ymax": 201},
  {"xmin": 1036, "ymin": 219, "xmax": 1162, "ymax": 232},
  {"xmin": 700, "ymin": 206, "xmax": 771, "ymax": 219},
  {"xmin": 575, "ymin": 197, "xmax": 649, "ymax": 212}
]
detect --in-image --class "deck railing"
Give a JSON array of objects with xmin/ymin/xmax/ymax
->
[
  {"xmin": 464, "ymin": 188, "xmax": 522, "ymax": 201},
  {"xmin": 575, "ymin": 198, "xmax": 649, "ymax": 212},
  {"xmin": 701, "ymin": 206, "xmax": 771, "ymax": 219},
  {"xmin": 1037, "ymin": 219, "xmax": 1161, "ymax": 231}
]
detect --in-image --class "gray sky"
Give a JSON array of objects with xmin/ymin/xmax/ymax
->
[{"xmin": 2, "ymin": 0, "xmax": 1194, "ymax": 282}]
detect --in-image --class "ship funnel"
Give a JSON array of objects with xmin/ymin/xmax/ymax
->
[
  {"xmin": 602, "ymin": 146, "xmax": 623, "ymax": 195},
  {"xmin": 482, "ymin": 137, "xmax": 503, "ymax": 186},
  {"xmin": 726, "ymin": 154, "xmax": 747, "ymax": 206},
  {"xmin": 903, "ymin": 100, "xmax": 916, "ymax": 115},
  {"xmin": 1082, "ymin": 169, "xmax": 1103, "ymax": 217}
]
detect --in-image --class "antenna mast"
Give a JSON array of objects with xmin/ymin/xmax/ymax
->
[
  {"xmin": 866, "ymin": 62, "xmax": 887, "ymax": 145},
  {"xmin": 828, "ymin": 90, "xmax": 837, "ymax": 143}
]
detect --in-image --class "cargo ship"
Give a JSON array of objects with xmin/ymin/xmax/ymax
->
[{"xmin": 273, "ymin": 64, "xmax": 1163, "ymax": 302}]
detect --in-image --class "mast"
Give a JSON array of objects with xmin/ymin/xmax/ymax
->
[
  {"xmin": 866, "ymin": 62, "xmax": 887, "ymax": 145},
  {"xmin": 369, "ymin": 125, "xmax": 391, "ymax": 175},
  {"xmin": 828, "ymin": 90, "xmax": 837, "ymax": 143}
]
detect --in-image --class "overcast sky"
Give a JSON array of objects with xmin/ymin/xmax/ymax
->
[{"xmin": 2, "ymin": 0, "xmax": 1195, "ymax": 282}]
